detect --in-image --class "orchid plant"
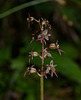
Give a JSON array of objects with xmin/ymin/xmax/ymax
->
[{"xmin": 24, "ymin": 16, "xmax": 64, "ymax": 100}]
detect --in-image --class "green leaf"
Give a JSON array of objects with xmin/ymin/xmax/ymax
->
[
  {"xmin": 70, "ymin": 0, "xmax": 81, "ymax": 6},
  {"xmin": 60, "ymin": 42, "xmax": 79, "ymax": 59},
  {"xmin": 11, "ymin": 57, "xmax": 26, "ymax": 70},
  {"xmin": 0, "ymin": 47, "xmax": 11, "ymax": 65},
  {"xmin": 52, "ymin": 53, "xmax": 81, "ymax": 84},
  {"xmin": 0, "ymin": 0, "xmax": 49, "ymax": 19},
  {"xmin": 61, "ymin": 7, "xmax": 77, "ymax": 21},
  {"xmin": 10, "ymin": 57, "xmax": 26, "ymax": 85},
  {"xmin": 34, "ymin": 2, "xmax": 55, "ymax": 13}
]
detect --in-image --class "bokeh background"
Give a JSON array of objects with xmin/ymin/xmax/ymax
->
[{"xmin": 0, "ymin": 0, "xmax": 81, "ymax": 100}]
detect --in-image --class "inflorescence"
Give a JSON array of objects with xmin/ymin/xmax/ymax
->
[{"xmin": 24, "ymin": 16, "xmax": 64, "ymax": 79}]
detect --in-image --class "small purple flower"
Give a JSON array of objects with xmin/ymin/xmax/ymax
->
[
  {"xmin": 49, "ymin": 40, "xmax": 64, "ymax": 55},
  {"xmin": 29, "ymin": 51, "xmax": 42, "ymax": 65},
  {"xmin": 41, "ymin": 18, "xmax": 51, "ymax": 30},
  {"xmin": 27, "ymin": 16, "xmax": 34, "ymax": 29},
  {"xmin": 24, "ymin": 65, "xmax": 41, "ymax": 77},
  {"xmin": 37, "ymin": 29, "xmax": 51, "ymax": 44},
  {"xmin": 43, "ymin": 48, "xmax": 52, "ymax": 58},
  {"xmin": 29, "ymin": 51, "xmax": 40, "ymax": 60},
  {"xmin": 30, "ymin": 31, "xmax": 41, "ymax": 43},
  {"xmin": 44, "ymin": 60, "xmax": 58, "ymax": 78}
]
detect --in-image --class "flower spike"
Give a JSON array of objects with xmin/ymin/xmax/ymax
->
[{"xmin": 25, "ymin": 16, "xmax": 64, "ymax": 100}]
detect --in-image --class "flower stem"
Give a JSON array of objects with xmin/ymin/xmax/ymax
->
[{"xmin": 40, "ymin": 35, "xmax": 44, "ymax": 100}]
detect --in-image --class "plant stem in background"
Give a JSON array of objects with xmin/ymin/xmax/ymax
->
[{"xmin": 0, "ymin": 0, "xmax": 49, "ymax": 19}]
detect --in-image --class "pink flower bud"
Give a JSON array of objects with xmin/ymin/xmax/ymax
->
[
  {"xmin": 49, "ymin": 43, "xmax": 59, "ymax": 50},
  {"xmin": 32, "ymin": 51, "xmax": 39, "ymax": 57},
  {"xmin": 29, "ymin": 51, "xmax": 39, "ymax": 59},
  {"xmin": 30, "ymin": 17, "xmax": 34, "ymax": 21},
  {"xmin": 24, "ymin": 65, "xmax": 41, "ymax": 77},
  {"xmin": 27, "ymin": 17, "xmax": 34, "ymax": 22},
  {"xmin": 30, "ymin": 67, "xmax": 37, "ymax": 73},
  {"xmin": 49, "ymin": 41, "xmax": 64, "ymax": 55}
]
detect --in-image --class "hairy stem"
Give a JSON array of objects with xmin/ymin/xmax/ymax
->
[{"xmin": 40, "ymin": 35, "xmax": 44, "ymax": 100}]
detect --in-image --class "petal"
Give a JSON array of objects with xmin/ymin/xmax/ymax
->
[
  {"xmin": 24, "ymin": 71, "xmax": 27, "ymax": 77},
  {"xmin": 58, "ymin": 49, "xmax": 64, "ymax": 55},
  {"xmin": 53, "ymin": 71, "xmax": 58, "ymax": 78},
  {"xmin": 48, "ymin": 34, "xmax": 51, "ymax": 36},
  {"xmin": 50, "ymin": 60, "xmax": 53, "ymax": 66},
  {"xmin": 45, "ymin": 35, "xmax": 49, "ymax": 40},
  {"xmin": 46, "ymin": 64, "xmax": 50, "ymax": 67},
  {"xmin": 51, "ymin": 67, "xmax": 58, "ymax": 78},
  {"xmin": 38, "ymin": 34, "xmax": 42, "ymax": 38},
  {"xmin": 49, "ymin": 43, "xmax": 56, "ymax": 49},
  {"xmin": 46, "ymin": 68, "xmax": 50, "ymax": 74},
  {"xmin": 37, "ymin": 72, "xmax": 41, "ymax": 77},
  {"xmin": 53, "ymin": 64, "xmax": 57, "ymax": 68},
  {"xmin": 51, "ymin": 71, "xmax": 53, "ymax": 78},
  {"xmin": 47, "ymin": 53, "xmax": 52, "ymax": 57},
  {"xmin": 42, "ymin": 29, "xmax": 48, "ymax": 35},
  {"xmin": 44, "ymin": 73, "xmax": 47, "ymax": 79},
  {"xmin": 33, "ymin": 51, "xmax": 38, "ymax": 56},
  {"xmin": 56, "ymin": 40, "xmax": 58, "ymax": 44},
  {"xmin": 30, "ymin": 67, "xmax": 37, "ymax": 73}
]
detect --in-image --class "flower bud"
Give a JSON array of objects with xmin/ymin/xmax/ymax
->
[
  {"xmin": 29, "ymin": 51, "xmax": 42, "ymax": 60},
  {"xmin": 29, "ymin": 51, "xmax": 39, "ymax": 57},
  {"xmin": 30, "ymin": 67, "xmax": 37, "ymax": 73},
  {"xmin": 49, "ymin": 43, "xmax": 56, "ymax": 49},
  {"xmin": 32, "ymin": 51, "xmax": 39, "ymax": 57},
  {"xmin": 24, "ymin": 65, "xmax": 36, "ymax": 76},
  {"xmin": 42, "ymin": 20, "xmax": 47, "ymax": 26},
  {"xmin": 31, "ymin": 17, "xmax": 34, "ymax": 21},
  {"xmin": 27, "ymin": 17, "xmax": 34, "ymax": 22},
  {"xmin": 24, "ymin": 65, "xmax": 41, "ymax": 77},
  {"xmin": 49, "ymin": 43, "xmax": 59, "ymax": 50}
]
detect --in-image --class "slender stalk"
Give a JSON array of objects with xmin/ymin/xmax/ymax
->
[{"xmin": 40, "ymin": 35, "xmax": 44, "ymax": 100}]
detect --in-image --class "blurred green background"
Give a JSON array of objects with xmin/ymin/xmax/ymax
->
[{"xmin": 0, "ymin": 0, "xmax": 81, "ymax": 100}]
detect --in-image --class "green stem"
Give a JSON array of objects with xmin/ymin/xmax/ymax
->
[
  {"xmin": 40, "ymin": 35, "xmax": 44, "ymax": 100},
  {"xmin": 40, "ymin": 72, "xmax": 44, "ymax": 100}
]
